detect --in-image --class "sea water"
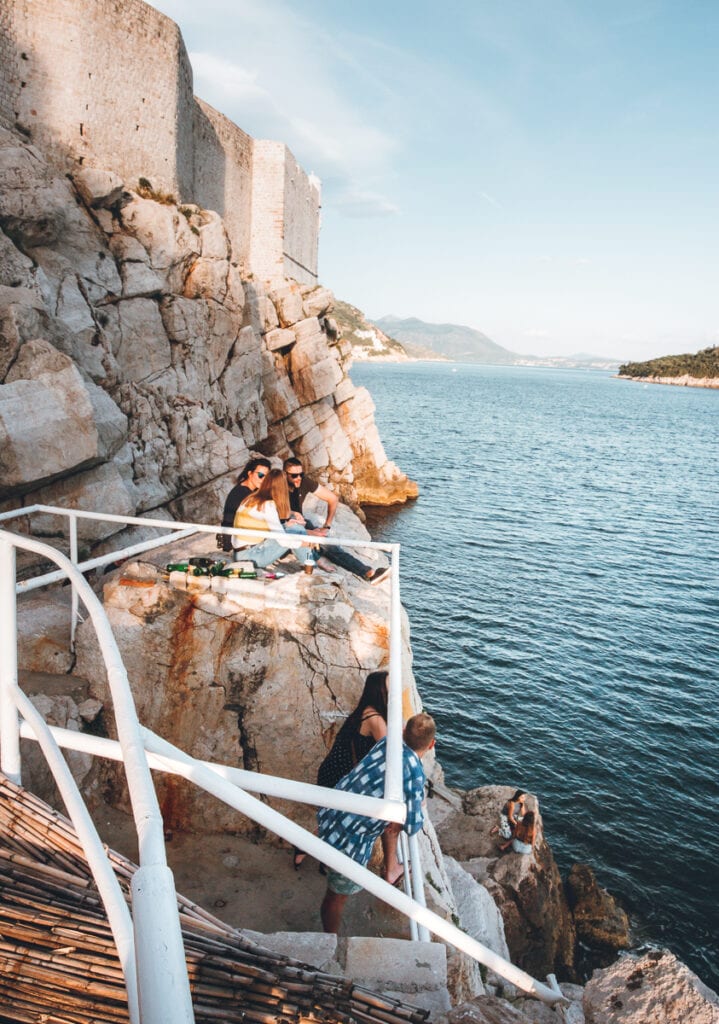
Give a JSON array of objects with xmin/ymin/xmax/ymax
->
[{"xmin": 352, "ymin": 361, "xmax": 719, "ymax": 988}]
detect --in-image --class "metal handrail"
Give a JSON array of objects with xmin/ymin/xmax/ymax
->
[{"xmin": 1, "ymin": 503, "xmax": 405, "ymax": 827}]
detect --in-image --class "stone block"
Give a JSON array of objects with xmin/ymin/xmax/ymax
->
[
  {"xmin": 333, "ymin": 377, "xmax": 356, "ymax": 406},
  {"xmin": 27, "ymin": 462, "xmax": 136, "ymax": 542},
  {"xmin": 17, "ymin": 593, "xmax": 74, "ymax": 675},
  {"xmin": 292, "ymin": 316, "xmax": 323, "ymax": 344},
  {"xmin": 282, "ymin": 406, "xmax": 317, "ymax": 444},
  {"xmin": 264, "ymin": 327, "xmax": 296, "ymax": 352},
  {"xmin": 269, "ymin": 283, "xmax": 304, "ymax": 327},
  {"xmin": 120, "ymin": 196, "xmax": 200, "ymax": 276},
  {"xmin": 344, "ymin": 937, "xmax": 448, "ymax": 995},
  {"xmin": 244, "ymin": 283, "xmax": 279, "ymax": 333},
  {"xmin": 0, "ymin": 229, "xmax": 36, "ymax": 289},
  {"xmin": 73, "ymin": 168, "xmax": 125, "ymax": 209},
  {"xmin": 261, "ymin": 351, "xmax": 300, "ymax": 423},
  {"xmin": 301, "ymin": 286, "xmax": 334, "ymax": 319},
  {"xmin": 198, "ymin": 212, "xmax": 230, "ymax": 260},
  {"xmin": 292, "ymin": 357, "xmax": 344, "ymax": 404},
  {"xmin": 120, "ymin": 259, "xmax": 165, "ymax": 297},
  {"xmin": 583, "ymin": 949, "xmax": 718, "ymax": 1024},
  {"xmin": 114, "ymin": 297, "xmax": 172, "ymax": 382},
  {"xmin": 0, "ymin": 346, "xmax": 100, "ymax": 495},
  {"xmin": 240, "ymin": 930, "xmax": 339, "ymax": 972}
]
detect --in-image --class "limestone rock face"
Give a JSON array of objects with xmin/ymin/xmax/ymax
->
[
  {"xmin": 433, "ymin": 785, "xmax": 576, "ymax": 981},
  {"xmin": 0, "ymin": 122, "xmax": 415, "ymax": 540},
  {"xmin": 583, "ymin": 949, "xmax": 719, "ymax": 1024},
  {"xmin": 566, "ymin": 864, "xmax": 630, "ymax": 952},
  {"xmin": 74, "ymin": 530, "xmax": 412, "ymax": 835},
  {"xmin": 0, "ymin": 339, "xmax": 126, "ymax": 497}
]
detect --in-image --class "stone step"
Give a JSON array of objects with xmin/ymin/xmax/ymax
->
[{"xmin": 241, "ymin": 930, "xmax": 451, "ymax": 1016}]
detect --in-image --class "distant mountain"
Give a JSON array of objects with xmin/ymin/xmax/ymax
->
[
  {"xmin": 619, "ymin": 346, "xmax": 719, "ymax": 380},
  {"xmin": 374, "ymin": 316, "xmax": 514, "ymax": 364},
  {"xmin": 374, "ymin": 316, "xmax": 620, "ymax": 370}
]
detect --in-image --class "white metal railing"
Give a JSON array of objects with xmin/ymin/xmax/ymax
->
[
  {"xmin": 0, "ymin": 503, "xmax": 405, "ymax": 811},
  {"xmin": 0, "ymin": 530, "xmax": 193, "ymax": 1024},
  {"xmin": 15, "ymin": 717, "xmax": 565, "ymax": 1004},
  {"xmin": 0, "ymin": 511, "xmax": 567, "ymax": 1013}
]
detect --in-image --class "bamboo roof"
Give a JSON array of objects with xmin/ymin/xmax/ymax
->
[{"xmin": 0, "ymin": 774, "xmax": 431, "ymax": 1024}]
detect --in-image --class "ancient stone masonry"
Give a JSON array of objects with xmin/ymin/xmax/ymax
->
[
  {"xmin": 0, "ymin": 0, "xmax": 319, "ymax": 284},
  {"xmin": 0, "ymin": 125, "xmax": 415, "ymax": 560}
]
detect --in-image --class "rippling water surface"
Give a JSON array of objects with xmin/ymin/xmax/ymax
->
[{"xmin": 352, "ymin": 362, "xmax": 718, "ymax": 988}]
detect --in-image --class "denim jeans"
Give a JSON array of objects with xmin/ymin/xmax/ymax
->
[
  {"xmin": 304, "ymin": 518, "xmax": 371, "ymax": 579},
  {"xmin": 235, "ymin": 523, "xmax": 315, "ymax": 568}
]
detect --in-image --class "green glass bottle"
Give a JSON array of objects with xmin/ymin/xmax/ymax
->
[{"xmin": 166, "ymin": 563, "xmax": 189, "ymax": 572}]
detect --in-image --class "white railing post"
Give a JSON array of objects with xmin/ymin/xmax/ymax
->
[
  {"xmin": 0, "ymin": 536, "xmax": 21, "ymax": 784},
  {"xmin": 385, "ymin": 543, "xmax": 403, "ymax": 803},
  {"xmin": 14, "ymin": 688, "xmax": 140, "ymax": 1024},
  {"xmin": 69, "ymin": 512, "xmax": 79, "ymax": 653},
  {"xmin": 399, "ymin": 832, "xmax": 418, "ymax": 940},
  {"xmin": 408, "ymin": 832, "xmax": 431, "ymax": 942}
]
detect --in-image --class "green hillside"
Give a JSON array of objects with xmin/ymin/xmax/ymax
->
[
  {"xmin": 619, "ymin": 346, "xmax": 719, "ymax": 379},
  {"xmin": 332, "ymin": 300, "xmax": 408, "ymax": 359}
]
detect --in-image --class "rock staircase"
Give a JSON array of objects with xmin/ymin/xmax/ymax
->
[{"xmin": 241, "ymin": 930, "xmax": 451, "ymax": 1017}]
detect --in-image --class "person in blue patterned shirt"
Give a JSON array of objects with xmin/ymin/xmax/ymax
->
[{"xmin": 317, "ymin": 712, "xmax": 436, "ymax": 933}]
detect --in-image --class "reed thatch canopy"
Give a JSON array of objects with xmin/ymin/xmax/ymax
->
[{"xmin": 0, "ymin": 774, "xmax": 430, "ymax": 1024}]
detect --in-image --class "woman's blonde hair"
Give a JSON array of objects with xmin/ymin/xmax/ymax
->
[{"xmin": 242, "ymin": 468, "xmax": 290, "ymax": 519}]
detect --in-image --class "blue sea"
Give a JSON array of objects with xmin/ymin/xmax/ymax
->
[{"xmin": 352, "ymin": 361, "xmax": 719, "ymax": 989}]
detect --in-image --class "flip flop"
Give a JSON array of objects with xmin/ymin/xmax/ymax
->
[{"xmin": 386, "ymin": 869, "xmax": 405, "ymax": 889}]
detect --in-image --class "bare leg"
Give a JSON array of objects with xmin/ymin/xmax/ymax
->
[
  {"xmin": 381, "ymin": 823, "xmax": 403, "ymax": 884},
  {"xmin": 321, "ymin": 888, "xmax": 348, "ymax": 933}
]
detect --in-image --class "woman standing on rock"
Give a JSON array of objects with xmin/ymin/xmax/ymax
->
[
  {"xmin": 317, "ymin": 671, "xmax": 389, "ymax": 789},
  {"xmin": 293, "ymin": 671, "xmax": 389, "ymax": 871},
  {"xmin": 232, "ymin": 469, "xmax": 319, "ymax": 570}
]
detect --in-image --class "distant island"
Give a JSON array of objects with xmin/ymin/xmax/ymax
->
[{"xmin": 618, "ymin": 346, "xmax": 719, "ymax": 389}]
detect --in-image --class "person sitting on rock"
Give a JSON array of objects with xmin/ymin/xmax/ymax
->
[
  {"xmin": 500, "ymin": 810, "xmax": 536, "ymax": 855},
  {"xmin": 218, "ymin": 457, "xmax": 271, "ymax": 552},
  {"xmin": 232, "ymin": 469, "xmax": 321, "ymax": 571},
  {"xmin": 317, "ymin": 713, "xmax": 435, "ymax": 934},
  {"xmin": 283, "ymin": 457, "xmax": 390, "ymax": 585},
  {"xmin": 490, "ymin": 789, "xmax": 526, "ymax": 841}
]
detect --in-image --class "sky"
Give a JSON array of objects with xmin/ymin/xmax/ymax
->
[{"xmin": 152, "ymin": 0, "xmax": 718, "ymax": 360}]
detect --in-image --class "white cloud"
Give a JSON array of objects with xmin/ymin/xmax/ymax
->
[
  {"xmin": 479, "ymin": 190, "xmax": 501, "ymax": 208},
  {"xmin": 333, "ymin": 188, "xmax": 400, "ymax": 219}
]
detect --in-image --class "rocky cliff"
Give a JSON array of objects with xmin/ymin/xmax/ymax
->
[{"xmin": 0, "ymin": 122, "xmax": 416, "ymax": 559}]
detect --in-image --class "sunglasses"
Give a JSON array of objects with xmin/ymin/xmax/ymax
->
[
  {"xmin": 288, "ymin": 471, "xmax": 303, "ymax": 478},
  {"xmin": 256, "ymin": 470, "xmax": 267, "ymax": 479}
]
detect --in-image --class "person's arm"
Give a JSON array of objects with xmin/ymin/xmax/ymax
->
[
  {"xmin": 260, "ymin": 501, "xmax": 306, "ymax": 548},
  {"xmin": 507, "ymin": 800, "xmax": 520, "ymax": 828},
  {"xmin": 313, "ymin": 484, "xmax": 339, "ymax": 528}
]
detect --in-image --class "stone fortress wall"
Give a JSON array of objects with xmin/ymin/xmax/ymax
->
[{"xmin": 0, "ymin": 0, "xmax": 319, "ymax": 285}]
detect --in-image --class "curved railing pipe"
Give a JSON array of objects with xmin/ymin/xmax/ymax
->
[{"xmin": 0, "ymin": 529, "xmax": 194, "ymax": 1024}]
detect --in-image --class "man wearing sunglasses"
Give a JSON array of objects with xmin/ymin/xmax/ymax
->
[
  {"xmin": 283, "ymin": 457, "xmax": 389, "ymax": 584},
  {"xmin": 218, "ymin": 457, "xmax": 272, "ymax": 552}
]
